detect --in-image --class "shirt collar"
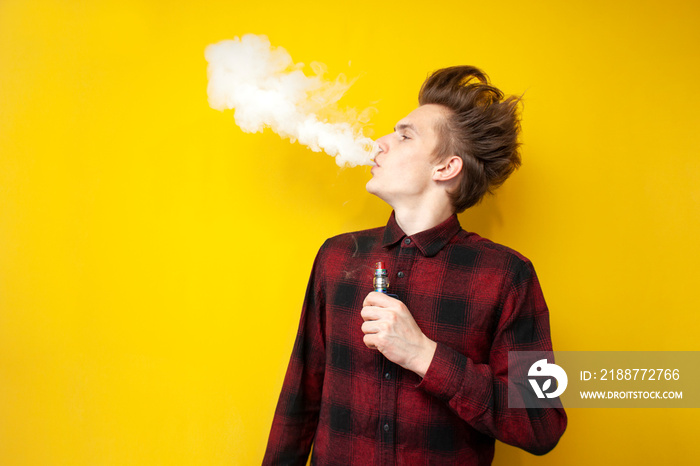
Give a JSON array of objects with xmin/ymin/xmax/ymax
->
[{"xmin": 382, "ymin": 211, "xmax": 462, "ymax": 257}]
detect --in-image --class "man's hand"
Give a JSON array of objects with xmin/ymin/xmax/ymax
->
[{"xmin": 361, "ymin": 291, "xmax": 437, "ymax": 378}]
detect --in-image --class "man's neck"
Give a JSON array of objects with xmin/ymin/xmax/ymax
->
[{"xmin": 392, "ymin": 199, "xmax": 455, "ymax": 236}]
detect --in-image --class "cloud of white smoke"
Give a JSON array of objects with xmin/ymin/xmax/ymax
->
[{"xmin": 205, "ymin": 34, "xmax": 374, "ymax": 167}]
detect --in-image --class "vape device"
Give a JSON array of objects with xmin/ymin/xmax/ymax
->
[
  {"xmin": 373, "ymin": 261, "xmax": 389, "ymax": 293},
  {"xmin": 373, "ymin": 261, "xmax": 399, "ymax": 298}
]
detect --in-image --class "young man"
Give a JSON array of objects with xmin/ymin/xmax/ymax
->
[{"xmin": 263, "ymin": 66, "xmax": 567, "ymax": 465}]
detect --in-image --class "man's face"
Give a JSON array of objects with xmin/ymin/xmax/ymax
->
[{"xmin": 366, "ymin": 104, "xmax": 447, "ymax": 206}]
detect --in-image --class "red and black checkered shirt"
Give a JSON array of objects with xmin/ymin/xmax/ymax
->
[{"xmin": 264, "ymin": 212, "xmax": 567, "ymax": 465}]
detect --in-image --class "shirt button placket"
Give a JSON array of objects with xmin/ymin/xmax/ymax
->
[{"xmin": 379, "ymin": 236, "xmax": 415, "ymax": 463}]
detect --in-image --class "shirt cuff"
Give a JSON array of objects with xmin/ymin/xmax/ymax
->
[{"xmin": 416, "ymin": 342, "xmax": 468, "ymax": 402}]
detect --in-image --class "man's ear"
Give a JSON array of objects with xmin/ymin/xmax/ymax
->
[{"xmin": 432, "ymin": 155, "xmax": 463, "ymax": 182}]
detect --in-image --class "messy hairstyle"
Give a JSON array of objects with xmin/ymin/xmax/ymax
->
[{"xmin": 418, "ymin": 66, "xmax": 522, "ymax": 213}]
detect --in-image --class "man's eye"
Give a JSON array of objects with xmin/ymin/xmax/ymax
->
[{"xmin": 399, "ymin": 134, "xmax": 410, "ymax": 141}]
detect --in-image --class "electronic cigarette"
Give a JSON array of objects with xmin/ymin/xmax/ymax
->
[
  {"xmin": 373, "ymin": 261, "xmax": 399, "ymax": 298},
  {"xmin": 373, "ymin": 261, "xmax": 389, "ymax": 293}
]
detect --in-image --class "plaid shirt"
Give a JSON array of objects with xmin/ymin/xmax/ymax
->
[{"xmin": 264, "ymin": 212, "xmax": 567, "ymax": 465}]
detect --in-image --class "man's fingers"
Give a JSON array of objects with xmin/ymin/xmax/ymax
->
[
  {"xmin": 362, "ymin": 291, "xmax": 394, "ymax": 307},
  {"xmin": 363, "ymin": 334, "xmax": 377, "ymax": 349},
  {"xmin": 361, "ymin": 321, "xmax": 379, "ymax": 334},
  {"xmin": 360, "ymin": 305, "xmax": 383, "ymax": 321}
]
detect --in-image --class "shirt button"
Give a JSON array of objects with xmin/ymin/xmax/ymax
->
[
  {"xmin": 383, "ymin": 423, "xmax": 390, "ymax": 432},
  {"xmin": 404, "ymin": 238, "xmax": 411, "ymax": 245},
  {"xmin": 397, "ymin": 271, "xmax": 404, "ymax": 278},
  {"xmin": 384, "ymin": 372, "xmax": 391, "ymax": 380}
]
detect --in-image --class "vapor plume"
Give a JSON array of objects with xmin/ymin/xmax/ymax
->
[{"xmin": 205, "ymin": 34, "xmax": 374, "ymax": 167}]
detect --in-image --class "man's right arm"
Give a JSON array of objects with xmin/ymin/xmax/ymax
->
[{"xmin": 262, "ymin": 243, "xmax": 327, "ymax": 465}]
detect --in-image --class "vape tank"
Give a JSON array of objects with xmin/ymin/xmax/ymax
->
[
  {"xmin": 373, "ymin": 261, "xmax": 389, "ymax": 293},
  {"xmin": 373, "ymin": 261, "xmax": 398, "ymax": 298}
]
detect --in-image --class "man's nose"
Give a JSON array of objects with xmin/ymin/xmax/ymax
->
[{"xmin": 375, "ymin": 135, "xmax": 390, "ymax": 154}]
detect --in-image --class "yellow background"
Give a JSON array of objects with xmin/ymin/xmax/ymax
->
[{"xmin": 1, "ymin": 0, "xmax": 698, "ymax": 464}]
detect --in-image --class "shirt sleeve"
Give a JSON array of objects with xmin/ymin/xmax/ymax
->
[
  {"xmin": 262, "ymin": 242, "xmax": 328, "ymax": 465},
  {"xmin": 416, "ymin": 258, "xmax": 567, "ymax": 455}
]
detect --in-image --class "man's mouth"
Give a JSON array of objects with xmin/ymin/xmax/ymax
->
[{"xmin": 369, "ymin": 144, "xmax": 383, "ymax": 167}]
